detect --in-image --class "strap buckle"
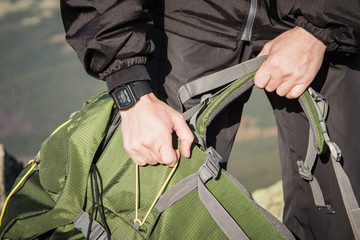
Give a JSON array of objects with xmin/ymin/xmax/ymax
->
[
  {"xmin": 327, "ymin": 141, "xmax": 342, "ymax": 162},
  {"xmin": 308, "ymin": 88, "xmax": 328, "ymax": 118},
  {"xmin": 297, "ymin": 160, "xmax": 313, "ymax": 181},
  {"xmin": 201, "ymin": 147, "xmax": 222, "ymax": 180}
]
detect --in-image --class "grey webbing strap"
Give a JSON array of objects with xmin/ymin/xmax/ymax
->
[
  {"xmin": 298, "ymin": 89, "xmax": 335, "ymax": 212},
  {"xmin": 197, "ymin": 175, "xmax": 249, "ymax": 240},
  {"xmin": 198, "ymin": 147, "xmax": 222, "ymax": 182},
  {"xmin": 302, "ymin": 89, "xmax": 360, "ymax": 237},
  {"xmin": 73, "ymin": 210, "xmax": 115, "ymax": 240},
  {"xmin": 156, "ymin": 160, "xmax": 249, "ymax": 240},
  {"xmin": 155, "ymin": 147, "xmax": 221, "ymax": 214},
  {"xmin": 177, "ymin": 56, "xmax": 267, "ymax": 112},
  {"xmin": 297, "ymin": 130, "xmax": 334, "ymax": 213},
  {"xmin": 193, "ymin": 131, "xmax": 207, "ymax": 150},
  {"xmin": 331, "ymin": 154, "xmax": 360, "ymax": 239},
  {"xmin": 189, "ymin": 94, "xmax": 212, "ymax": 129},
  {"xmin": 183, "ymin": 93, "xmax": 214, "ymax": 122},
  {"xmin": 155, "ymin": 173, "xmax": 198, "ymax": 213},
  {"xmin": 309, "ymin": 178, "xmax": 335, "ymax": 213}
]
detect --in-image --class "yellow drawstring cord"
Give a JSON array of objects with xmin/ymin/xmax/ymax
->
[
  {"xmin": 50, "ymin": 118, "xmax": 72, "ymax": 137},
  {"xmin": 0, "ymin": 158, "xmax": 38, "ymax": 226},
  {"xmin": 134, "ymin": 161, "xmax": 179, "ymax": 227}
]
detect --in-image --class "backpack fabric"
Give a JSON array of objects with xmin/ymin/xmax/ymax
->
[
  {"xmin": 1, "ymin": 57, "xmax": 357, "ymax": 239},
  {"xmin": 0, "ymin": 92, "xmax": 293, "ymax": 239}
]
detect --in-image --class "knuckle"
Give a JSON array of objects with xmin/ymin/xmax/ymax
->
[
  {"xmin": 263, "ymin": 42, "xmax": 271, "ymax": 51},
  {"xmin": 286, "ymin": 91, "xmax": 298, "ymax": 99},
  {"xmin": 276, "ymin": 88, "xmax": 286, "ymax": 97},
  {"xmin": 162, "ymin": 158, "xmax": 176, "ymax": 166},
  {"xmin": 173, "ymin": 112, "xmax": 185, "ymax": 122},
  {"xmin": 123, "ymin": 142, "xmax": 135, "ymax": 153},
  {"xmin": 188, "ymin": 132, "xmax": 195, "ymax": 142}
]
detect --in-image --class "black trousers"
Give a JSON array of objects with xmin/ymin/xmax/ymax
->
[{"xmin": 147, "ymin": 29, "xmax": 360, "ymax": 240}]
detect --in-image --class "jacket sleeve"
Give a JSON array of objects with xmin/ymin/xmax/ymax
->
[
  {"xmin": 60, "ymin": 0, "xmax": 154, "ymax": 91},
  {"xmin": 290, "ymin": 0, "xmax": 360, "ymax": 53}
]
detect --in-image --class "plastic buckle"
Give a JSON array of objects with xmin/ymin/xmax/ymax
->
[
  {"xmin": 203, "ymin": 147, "xmax": 222, "ymax": 180},
  {"xmin": 308, "ymin": 88, "xmax": 328, "ymax": 118},
  {"xmin": 297, "ymin": 161, "xmax": 313, "ymax": 181},
  {"xmin": 327, "ymin": 141, "xmax": 342, "ymax": 162}
]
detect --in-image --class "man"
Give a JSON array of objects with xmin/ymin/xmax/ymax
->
[{"xmin": 60, "ymin": 0, "xmax": 360, "ymax": 239}]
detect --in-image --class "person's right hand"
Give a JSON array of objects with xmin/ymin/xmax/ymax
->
[{"xmin": 119, "ymin": 93, "xmax": 194, "ymax": 167}]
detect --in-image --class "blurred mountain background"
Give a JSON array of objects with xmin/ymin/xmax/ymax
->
[{"xmin": 0, "ymin": 0, "xmax": 281, "ymax": 193}]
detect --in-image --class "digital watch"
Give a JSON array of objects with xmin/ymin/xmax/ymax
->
[{"xmin": 111, "ymin": 81, "xmax": 152, "ymax": 110}]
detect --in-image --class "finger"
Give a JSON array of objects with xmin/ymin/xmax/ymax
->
[
  {"xmin": 286, "ymin": 84, "xmax": 308, "ymax": 99},
  {"xmin": 174, "ymin": 149, "xmax": 181, "ymax": 160},
  {"xmin": 173, "ymin": 114, "xmax": 194, "ymax": 158},
  {"xmin": 159, "ymin": 142, "xmax": 178, "ymax": 167},
  {"xmin": 123, "ymin": 136, "xmax": 158, "ymax": 165},
  {"xmin": 276, "ymin": 81, "xmax": 294, "ymax": 97},
  {"xmin": 264, "ymin": 76, "xmax": 282, "ymax": 92},
  {"xmin": 130, "ymin": 153, "xmax": 147, "ymax": 166},
  {"xmin": 147, "ymin": 151, "xmax": 160, "ymax": 165},
  {"xmin": 254, "ymin": 65, "xmax": 271, "ymax": 89},
  {"xmin": 141, "ymin": 139, "xmax": 162, "ymax": 165}
]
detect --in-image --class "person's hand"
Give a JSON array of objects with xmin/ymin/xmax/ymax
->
[
  {"xmin": 119, "ymin": 93, "xmax": 194, "ymax": 167},
  {"xmin": 254, "ymin": 26, "xmax": 326, "ymax": 99}
]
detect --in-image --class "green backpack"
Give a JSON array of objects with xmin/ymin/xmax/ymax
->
[{"xmin": 1, "ymin": 57, "xmax": 358, "ymax": 239}]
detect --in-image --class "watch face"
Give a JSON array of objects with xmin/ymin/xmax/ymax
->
[{"xmin": 115, "ymin": 86, "xmax": 134, "ymax": 109}]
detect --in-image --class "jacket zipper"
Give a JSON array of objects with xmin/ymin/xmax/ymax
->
[{"xmin": 241, "ymin": 0, "xmax": 257, "ymax": 41}]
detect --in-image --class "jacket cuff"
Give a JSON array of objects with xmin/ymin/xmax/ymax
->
[
  {"xmin": 99, "ymin": 56, "xmax": 148, "ymax": 80},
  {"xmin": 105, "ymin": 65, "xmax": 151, "ymax": 93},
  {"xmin": 295, "ymin": 16, "xmax": 338, "ymax": 51}
]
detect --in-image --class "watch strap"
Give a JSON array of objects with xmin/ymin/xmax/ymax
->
[{"xmin": 128, "ymin": 81, "xmax": 152, "ymax": 100}]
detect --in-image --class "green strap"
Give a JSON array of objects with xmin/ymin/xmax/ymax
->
[{"xmin": 298, "ymin": 89, "xmax": 327, "ymax": 155}]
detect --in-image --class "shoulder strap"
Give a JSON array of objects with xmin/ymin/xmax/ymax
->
[
  {"xmin": 178, "ymin": 55, "xmax": 267, "ymax": 114},
  {"xmin": 299, "ymin": 89, "xmax": 360, "ymax": 239},
  {"xmin": 178, "ymin": 56, "xmax": 360, "ymax": 239}
]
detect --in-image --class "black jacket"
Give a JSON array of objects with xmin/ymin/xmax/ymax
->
[{"xmin": 60, "ymin": 0, "xmax": 360, "ymax": 92}]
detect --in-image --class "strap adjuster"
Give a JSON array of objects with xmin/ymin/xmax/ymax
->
[
  {"xmin": 198, "ymin": 147, "xmax": 222, "ymax": 182},
  {"xmin": 203, "ymin": 147, "xmax": 221, "ymax": 179},
  {"xmin": 297, "ymin": 160, "xmax": 313, "ymax": 181}
]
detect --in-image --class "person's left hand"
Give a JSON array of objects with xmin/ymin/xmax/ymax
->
[{"xmin": 254, "ymin": 26, "xmax": 326, "ymax": 99}]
